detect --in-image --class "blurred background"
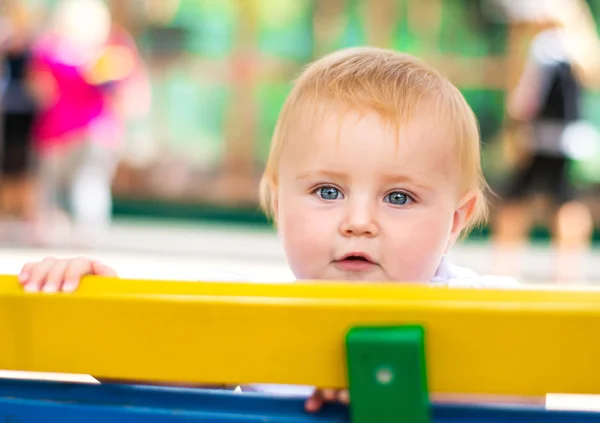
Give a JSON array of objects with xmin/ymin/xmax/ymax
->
[{"xmin": 2, "ymin": 0, "xmax": 600, "ymax": 283}]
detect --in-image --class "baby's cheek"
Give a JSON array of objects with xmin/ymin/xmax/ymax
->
[
  {"xmin": 280, "ymin": 212, "xmax": 328, "ymax": 279},
  {"xmin": 385, "ymin": 224, "xmax": 447, "ymax": 282}
]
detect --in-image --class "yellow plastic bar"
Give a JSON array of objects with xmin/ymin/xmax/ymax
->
[{"xmin": 2, "ymin": 275, "xmax": 600, "ymax": 396}]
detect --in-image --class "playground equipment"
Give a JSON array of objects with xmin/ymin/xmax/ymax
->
[{"xmin": 1, "ymin": 275, "xmax": 600, "ymax": 422}]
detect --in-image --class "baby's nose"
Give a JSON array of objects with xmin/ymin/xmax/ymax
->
[{"xmin": 340, "ymin": 203, "xmax": 378, "ymax": 237}]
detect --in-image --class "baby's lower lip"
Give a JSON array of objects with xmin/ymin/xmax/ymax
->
[{"xmin": 334, "ymin": 259, "xmax": 376, "ymax": 272}]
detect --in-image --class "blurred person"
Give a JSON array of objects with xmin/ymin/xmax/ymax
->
[
  {"xmin": 493, "ymin": 0, "xmax": 600, "ymax": 283},
  {"xmin": 27, "ymin": 0, "xmax": 149, "ymax": 244},
  {"xmin": 0, "ymin": 3, "xmax": 38, "ymax": 221},
  {"xmin": 18, "ymin": 47, "xmax": 531, "ymax": 408}
]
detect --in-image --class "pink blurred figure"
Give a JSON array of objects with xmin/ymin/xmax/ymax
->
[{"xmin": 28, "ymin": 0, "xmax": 149, "ymax": 243}]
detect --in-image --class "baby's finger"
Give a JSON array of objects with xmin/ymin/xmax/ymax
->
[
  {"xmin": 63, "ymin": 258, "xmax": 95, "ymax": 293},
  {"xmin": 91, "ymin": 261, "xmax": 117, "ymax": 277},
  {"xmin": 322, "ymin": 389, "xmax": 337, "ymax": 402},
  {"xmin": 42, "ymin": 259, "xmax": 71, "ymax": 293},
  {"xmin": 18, "ymin": 262, "xmax": 36, "ymax": 285},
  {"xmin": 337, "ymin": 389, "xmax": 350, "ymax": 405},
  {"xmin": 24, "ymin": 257, "xmax": 57, "ymax": 292},
  {"xmin": 305, "ymin": 389, "xmax": 325, "ymax": 413}
]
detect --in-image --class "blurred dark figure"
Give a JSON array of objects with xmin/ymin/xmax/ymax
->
[
  {"xmin": 493, "ymin": 1, "xmax": 600, "ymax": 282},
  {"xmin": 0, "ymin": 3, "xmax": 37, "ymax": 220}
]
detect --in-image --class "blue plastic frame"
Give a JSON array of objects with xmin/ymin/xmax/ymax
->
[{"xmin": 1, "ymin": 379, "xmax": 600, "ymax": 423}]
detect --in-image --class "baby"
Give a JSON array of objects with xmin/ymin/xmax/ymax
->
[{"xmin": 18, "ymin": 47, "xmax": 518, "ymax": 409}]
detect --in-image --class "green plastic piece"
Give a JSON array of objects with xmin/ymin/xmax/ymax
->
[{"xmin": 346, "ymin": 326, "xmax": 430, "ymax": 423}]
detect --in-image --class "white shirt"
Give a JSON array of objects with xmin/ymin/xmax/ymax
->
[{"xmin": 431, "ymin": 256, "xmax": 520, "ymax": 289}]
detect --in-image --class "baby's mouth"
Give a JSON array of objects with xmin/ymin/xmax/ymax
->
[
  {"xmin": 341, "ymin": 255, "xmax": 371, "ymax": 262},
  {"xmin": 334, "ymin": 253, "xmax": 377, "ymax": 271},
  {"xmin": 337, "ymin": 252, "xmax": 376, "ymax": 263}
]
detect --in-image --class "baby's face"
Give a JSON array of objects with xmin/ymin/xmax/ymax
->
[{"xmin": 274, "ymin": 109, "xmax": 474, "ymax": 282}]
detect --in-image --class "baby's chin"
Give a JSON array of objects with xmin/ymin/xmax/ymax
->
[
  {"xmin": 304, "ymin": 269, "xmax": 403, "ymax": 283},
  {"xmin": 300, "ymin": 268, "xmax": 433, "ymax": 283}
]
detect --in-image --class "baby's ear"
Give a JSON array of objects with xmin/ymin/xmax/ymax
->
[
  {"xmin": 267, "ymin": 180, "xmax": 280, "ymax": 225},
  {"xmin": 271, "ymin": 191, "xmax": 279, "ymax": 224},
  {"xmin": 446, "ymin": 192, "xmax": 477, "ymax": 253},
  {"xmin": 260, "ymin": 176, "xmax": 279, "ymax": 224}
]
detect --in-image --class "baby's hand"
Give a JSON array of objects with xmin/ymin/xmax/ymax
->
[
  {"xmin": 19, "ymin": 257, "xmax": 117, "ymax": 293},
  {"xmin": 305, "ymin": 388, "xmax": 349, "ymax": 412}
]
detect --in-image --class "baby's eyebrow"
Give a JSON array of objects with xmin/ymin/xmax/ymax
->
[
  {"xmin": 296, "ymin": 170, "xmax": 347, "ymax": 181},
  {"xmin": 295, "ymin": 170, "xmax": 437, "ymax": 192},
  {"xmin": 380, "ymin": 174, "xmax": 435, "ymax": 191}
]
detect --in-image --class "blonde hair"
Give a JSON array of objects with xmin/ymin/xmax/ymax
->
[{"xmin": 260, "ymin": 47, "xmax": 488, "ymax": 235}]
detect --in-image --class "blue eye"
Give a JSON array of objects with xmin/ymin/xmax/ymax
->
[
  {"xmin": 384, "ymin": 192, "xmax": 411, "ymax": 205},
  {"xmin": 316, "ymin": 186, "xmax": 343, "ymax": 200}
]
